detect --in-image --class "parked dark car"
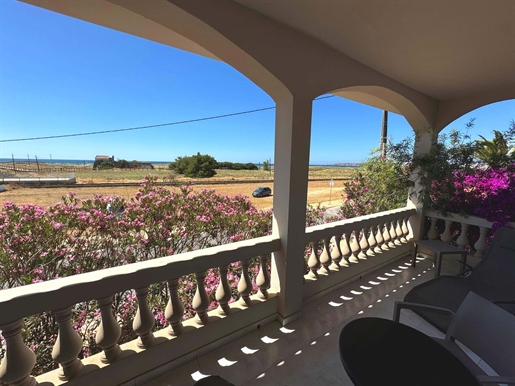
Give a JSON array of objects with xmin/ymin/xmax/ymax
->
[{"xmin": 252, "ymin": 186, "xmax": 272, "ymax": 197}]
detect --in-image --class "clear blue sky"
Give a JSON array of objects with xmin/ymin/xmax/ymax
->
[{"xmin": 1, "ymin": 0, "xmax": 514, "ymax": 164}]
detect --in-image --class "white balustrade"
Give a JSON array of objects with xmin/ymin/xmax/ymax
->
[
  {"xmin": 424, "ymin": 211, "xmax": 515, "ymax": 258},
  {"xmin": 95, "ymin": 296, "xmax": 122, "ymax": 363},
  {"xmin": 319, "ymin": 237, "xmax": 332, "ymax": 274},
  {"xmin": 192, "ymin": 271, "xmax": 210, "ymax": 324}
]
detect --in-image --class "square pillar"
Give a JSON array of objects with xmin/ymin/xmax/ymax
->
[
  {"xmin": 270, "ymin": 96, "xmax": 313, "ymax": 325},
  {"xmin": 407, "ymin": 129, "xmax": 438, "ymax": 242}
]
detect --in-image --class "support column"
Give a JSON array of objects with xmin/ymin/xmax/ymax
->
[
  {"xmin": 270, "ymin": 95, "xmax": 313, "ymax": 325},
  {"xmin": 407, "ymin": 129, "xmax": 438, "ymax": 243}
]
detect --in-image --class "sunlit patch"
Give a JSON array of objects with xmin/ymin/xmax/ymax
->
[
  {"xmin": 358, "ymin": 311, "xmax": 364, "ymax": 314},
  {"xmin": 360, "ymin": 285, "xmax": 372, "ymax": 290},
  {"xmin": 218, "ymin": 357, "xmax": 237, "ymax": 367},
  {"xmin": 350, "ymin": 290, "xmax": 363, "ymax": 295},
  {"xmin": 399, "ymin": 285, "xmax": 404, "ymax": 288},
  {"xmin": 418, "ymin": 274, "xmax": 421, "ymax": 277},
  {"xmin": 310, "ymin": 341, "xmax": 317, "ymax": 345},
  {"xmin": 405, "ymin": 281, "xmax": 410, "ymax": 284},
  {"xmin": 329, "ymin": 301, "xmax": 343, "ymax": 307},
  {"xmin": 398, "ymin": 266, "xmax": 408, "ymax": 270},
  {"xmin": 404, "ymin": 262, "xmax": 411, "ymax": 266},
  {"xmin": 191, "ymin": 371, "xmax": 210, "ymax": 381},
  {"xmin": 377, "ymin": 276, "xmax": 388, "ymax": 281},
  {"xmin": 278, "ymin": 360, "xmax": 286, "ymax": 366},
  {"xmin": 341, "ymin": 296, "xmax": 354, "ymax": 300},
  {"xmin": 241, "ymin": 346, "xmax": 259, "ymax": 354},
  {"xmin": 393, "ymin": 290, "xmax": 397, "ymax": 293},
  {"xmin": 369, "ymin": 281, "xmax": 381, "ymax": 285},
  {"xmin": 392, "ymin": 269, "xmax": 402, "ymax": 273},
  {"xmin": 295, "ymin": 351, "xmax": 302, "ymax": 356},
  {"xmin": 324, "ymin": 332, "xmax": 330, "ymax": 336},
  {"xmin": 385, "ymin": 294, "xmax": 390, "ymax": 297},
  {"xmin": 384, "ymin": 273, "xmax": 395, "ymax": 277},
  {"xmin": 368, "ymin": 305, "xmax": 373, "ymax": 308},
  {"xmin": 422, "ymin": 271, "xmax": 427, "ymax": 273},
  {"xmin": 256, "ymin": 373, "xmax": 266, "ymax": 379},
  {"xmin": 376, "ymin": 299, "xmax": 382, "ymax": 303},
  {"xmin": 261, "ymin": 336, "xmax": 278, "ymax": 344},
  {"xmin": 280, "ymin": 327, "xmax": 295, "ymax": 334}
]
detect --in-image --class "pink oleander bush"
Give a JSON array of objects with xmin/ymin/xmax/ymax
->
[{"xmin": 0, "ymin": 176, "xmax": 328, "ymax": 374}]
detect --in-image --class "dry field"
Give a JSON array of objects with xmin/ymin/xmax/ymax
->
[{"xmin": 1, "ymin": 180, "xmax": 347, "ymax": 210}]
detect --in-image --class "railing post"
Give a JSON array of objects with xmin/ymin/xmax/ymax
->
[
  {"xmin": 319, "ymin": 237, "xmax": 332, "ymax": 274},
  {"xmin": 52, "ymin": 307, "xmax": 84, "ymax": 380},
  {"xmin": 456, "ymin": 223, "xmax": 470, "ymax": 250},
  {"xmin": 427, "ymin": 217, "xmax": 438, "ymax": 240},
  {"xmin": 330, "ymin": 235, "xmax": 343, "ymax": 269},
  {"xmin": 165, "ymin": 278, "xmax": 184, "ymax": 335},
  {"xmin": 237, "ymin": 259, "xmax": 253, "ymax": 306},
  {"xmin": 307, "ymin": 240, "xmax": 321, "ymax": 278},
  {"xmin": 95, "ymin": 296, "xmax": 121, "ymax": 363},
  {"xmin": 0, "ymin": 320, "xmax": 37, "ymax": 386},
  {"xmin": 474, "ymin": 226, "xmax": 489, "ymax": 258},
  {"xmin": 193, "ymin": 271, "xmax": 210, "ymax": 324},
  {"xmin": 216, "ymin": 265, "xmax": 232, "ymax": 314},
  {"xmin": 256, "ymin": 255, "xmax": 271, "ymax": 299},
  {"xmin": 133, "ymin": 287, "xmax": 155, "ymax": 349}
]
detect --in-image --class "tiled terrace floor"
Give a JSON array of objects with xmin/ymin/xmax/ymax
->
[{"xmin": 143, "ymin": 255, "xmax": 466, "ymax": 386}]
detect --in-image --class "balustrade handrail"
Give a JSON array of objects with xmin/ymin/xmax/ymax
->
[
  {"xmin": 305, "ymin": 207, "xmax": 416, "ymax": 242},
  {"xmin": 0, "ymin": 235, "xmax": 280, "ymax": 325},
  {"xmin": 425, "ymin": 209, "xmax": 515, "ymax": 229}
]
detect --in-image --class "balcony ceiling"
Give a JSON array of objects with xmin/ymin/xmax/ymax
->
[{"xmin": 234, "ymin": 0, "xmax": 515, "ymax": 101}]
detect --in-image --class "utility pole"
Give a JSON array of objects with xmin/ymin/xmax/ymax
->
[
  {"xmin": 11, "ymin": 154, "xmax": 16, "ymax": 172},
  {"xmin": 381, "ymin": 110, "xmax": 388, "ymax": 158},
  {"xmin": 35, "ymin": 155, "xmax": 40, "ymax": 171}
]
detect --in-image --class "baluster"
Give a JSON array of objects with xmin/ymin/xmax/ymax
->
[
  {"xmin": 388, "ymin": 221, "xmax": 397, "ymax": 247},
  {"xmin": 351, "ymin": 229, "xmax": 362, "ymax": 260},
  {"xmin": 382, "ymin": 222, "xmax": 391, "ymax": 250},
  {"xmin": 193, "ymin": 271, "xmax": 210, "ymax": 324},
  {"xmin": 256, "ymin": 255, "xmax": 271, "ymax": 299},
  {"xmin": 133, "ymin": 287, "xmax": 155, "ymax": 348},
  {"xmin": 358, "ymin": 228, "xmax": 369, "ymax": 259},
  {"xmin": 95, "ymin": 296, "xmax": 121, "ymax": 364},
  {"xmin": 331, "ymin": 234, "xmax": 344, "ymax": 269},
  {"xmin": 308, "ymin": 240, "xmax": 321, "ymax": 278},
  {"xmin": 441, "ymin": 220, "xmax": 453, "ymax": 243},
  {"xmin": 52, "ymin": 307, "xmax": 83, "ymax": 380},
  {"xmin": 238, "ymin": 259, "xmax": 253, "ymax": 306},
  {"xmin": 165, "ymin": 278, "xmax": 184, "ymax": 335},
  {"xmin": 367, "ymin": 226, "xmax": 377, "ymax": 256},
  {"xmin": 0, "ymin": 320, "xmax": 36, "ymax": 386},
  {"xmin": 474, "ymin": 226, "xmax": 489, "ymax": 258},
  {"xmin": 456, "ymin": 223, "xmax": 470, "ymax": 250},
  {"xmin": 374, "ymin": 224, "xmax": 384, "ymax": 253},
  {"xmin": 401, "ymin": 216, "xmax": 409, "ymax": 242},
  {"xmin": 319, "ymin": 237, "xmax": 332, "ymax": 274},
  {"xmin": 340, "ymin": 232, "xmax": 355, "ymax": 263},
  {"xmin": 216, "ymin": 265, "xmax": 232, "ymax": 314},
  {"xmin": 427, "ymin": 217, "xmax": 438, "ymax": 239},
  {"xmin": 395, "ymin": 219, "xmax": 403, "ymax": 245}
]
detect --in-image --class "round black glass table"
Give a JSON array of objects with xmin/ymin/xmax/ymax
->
[{"xmin": 339, "ymin": 317, "xmax": 480, "ymax": 386}]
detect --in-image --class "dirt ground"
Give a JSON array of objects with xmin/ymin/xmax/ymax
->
[{"xmin": 1, "ymin": 180, "xmax": 346, "ymax": 210}]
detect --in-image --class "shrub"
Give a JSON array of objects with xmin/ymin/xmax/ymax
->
[{"xmin": 169, "ymin": 153, "xmax": 218, "ymax": 178}]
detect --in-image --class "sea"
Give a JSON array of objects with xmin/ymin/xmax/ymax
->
[{"xmin": 0, "ymin": 158, "xmax": 359, "ymax": 167}]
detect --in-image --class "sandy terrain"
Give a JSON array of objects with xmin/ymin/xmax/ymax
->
[{"xmin": 1, "ymin": 180, "xmax": 346, "ymax": 210}]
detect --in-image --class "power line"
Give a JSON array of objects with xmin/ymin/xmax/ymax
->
[{"xmin": 1, "ymin": 95, "xmax": 335, "ymax": 143}]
